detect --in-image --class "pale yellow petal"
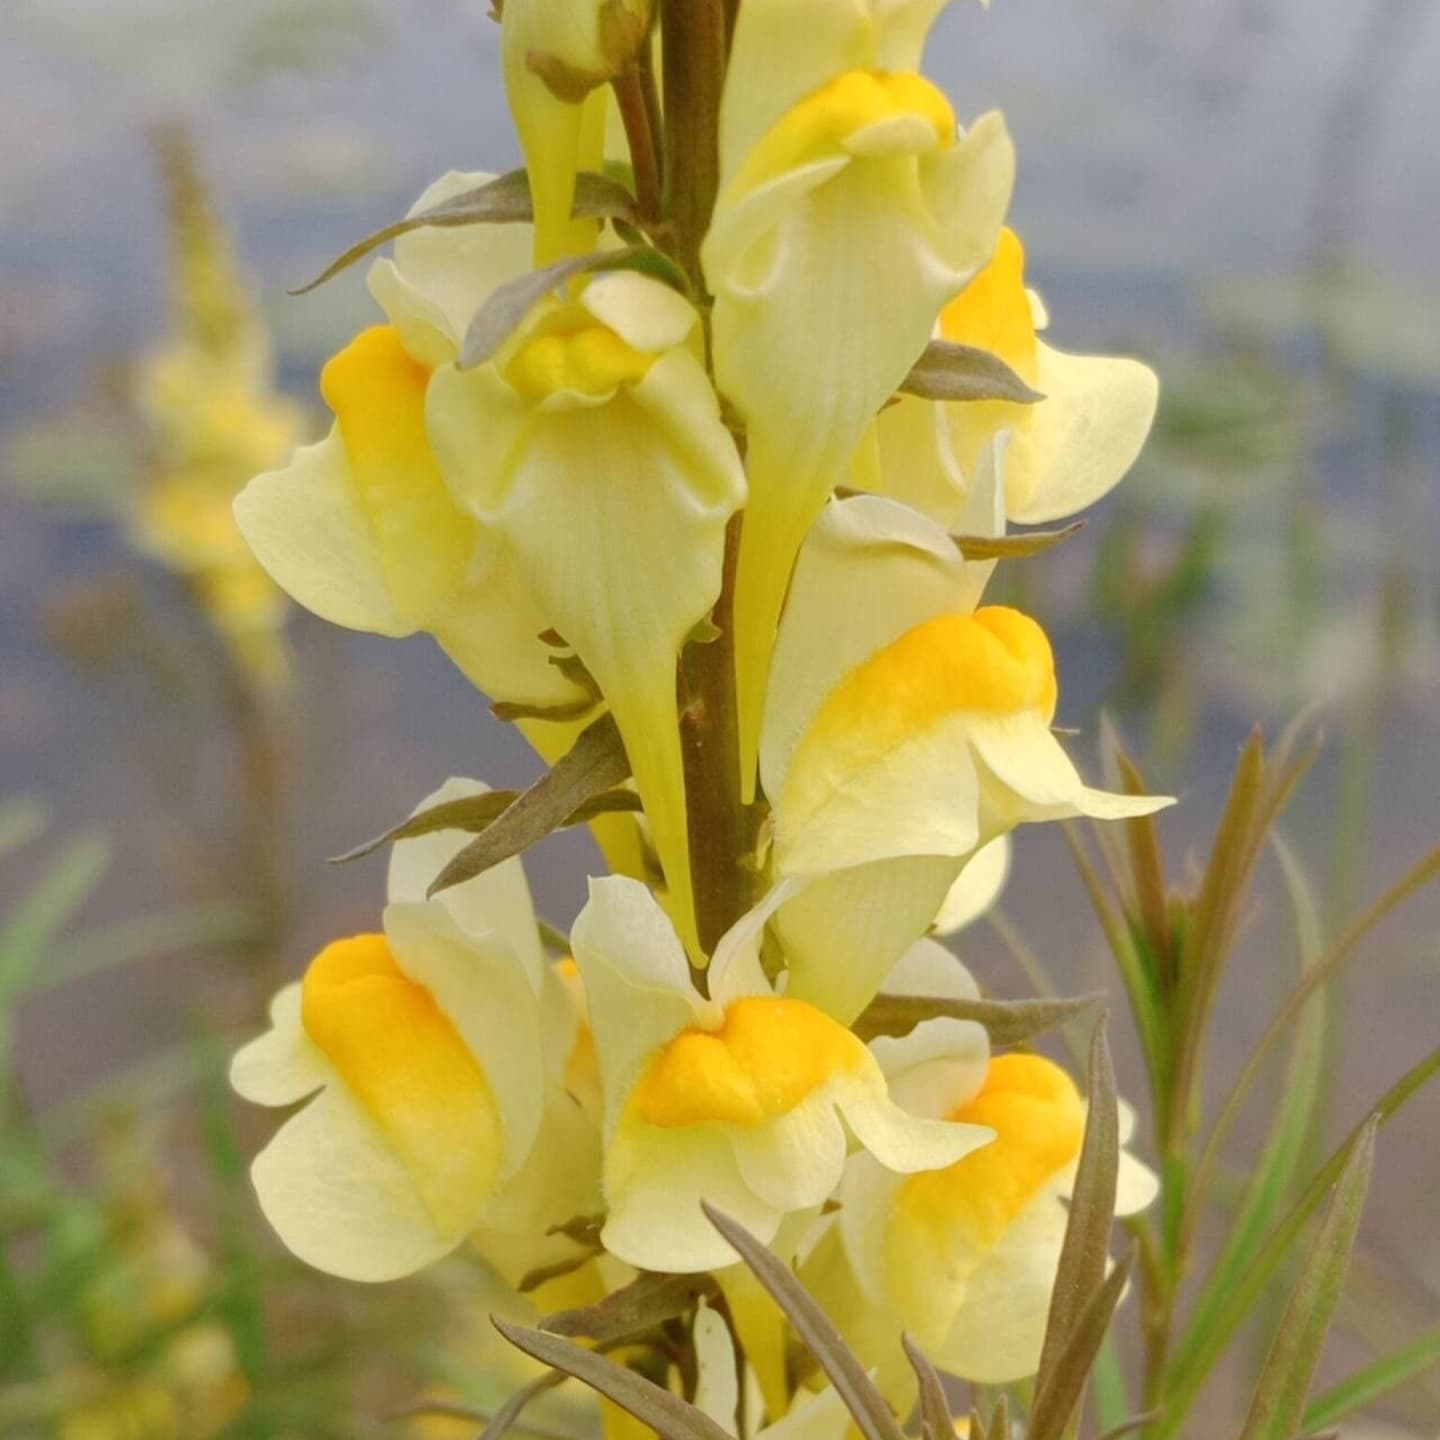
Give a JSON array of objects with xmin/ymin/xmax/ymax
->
[
  {"xmin": 385, "ymin": 777, "xmax": 546, "ymax": 986},
  {"xmin": 998, "ymin": 340, "xmax": 1159, "ymax": 523},
  {"xmin": 250, "ymin": 1081, "xmax": 461, "ymax": 1282},
  {"xmin": 933, "ymin": 836, "xmax": 1011, "ymax": 933},
  {"xmin": 234, "ymin": 427, "xmax": 407, "ymax": 636},
  {"xmin": 772, "ymin": 854, "xmax": 962, "ymax": 1025},
  {"xmin": 229, "ymin": 983, "xmax": 329, "ymax": 1107}
]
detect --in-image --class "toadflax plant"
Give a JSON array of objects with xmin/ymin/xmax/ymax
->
[{"xmin": 225, "ymin": 2, "xmax": 1439, "ymax": 1437}]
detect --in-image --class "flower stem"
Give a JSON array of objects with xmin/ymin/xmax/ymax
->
[
  {"xmin": 612, "ymin": 68, "xmax": 663, "ymax": 225},
  {"xmin": 682, "ymin": 514, "xmax": 754, "ymax": 962},
  {"xmin": 659, "ymin": 0, "xmax": 726, "ymax": 292}
]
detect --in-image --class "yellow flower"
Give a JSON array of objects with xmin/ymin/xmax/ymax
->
[
  {"xmin": 761, "ymin": 495, "xmax": 1171, "ymax": 1022},
  {"xmin": 570, "ymin": 877, "xmax": 990, "ymax": 1272},
  {"xmin": 234, "ymin": 172, "xmax": 582, "ymax": 721},
  {"xmin": 865, "ymin": 227, "xmax": 1159, "ymax": 528},
  {"xmin": 703, "ymin": 0, "xmax": 1015, "ymax": 794},
  {"xmin": 427, "ymin": 271, "xmax": 746, "ymax": 958},
  {"xmin": 803, "ymin": 949, "xmax": 1157, "ymax": 1392},
  {"xmin": 231, "ymin": 780, "xmax": 598, "ymax": 1282}
]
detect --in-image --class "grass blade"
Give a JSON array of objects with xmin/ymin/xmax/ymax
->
[
  {"xmin": 702, "ymin": 1204, "xmax": 906, "ymax": 1440},
  {"xmin": 1178, "ymin": 835, "xmax": 1328, "ymax": 1355},
  {"xmin": 1301, "ymin": 1324, "xmax": 1440, "ymax": 1432},
  {"xmin": 1237, "ymin": 1118, "xmax": 1377, "ymax": 1440}
]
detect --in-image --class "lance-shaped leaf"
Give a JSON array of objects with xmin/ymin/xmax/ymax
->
[
  {"xmin": 1237, "ymin": 1118, "xmax": 1378, "ymax": 1440},
  {"xmin": 852, "ymin": 990, "xmax": 1102, "ymax": 1049},
  {"xmin": 951, "ymin": 521, "xmax": 1085, "ymax": 562},
  {"xmin": 702, "ymin": 1204, "xmax": 906, "ymax": 1440},
  {"xmin": 541, "ymin": 1271, "xmax": 716, "ymax": 1342},
  {"xmin": 460, "ymin": 245, "xmax": 690, "ymax": 370},
  {"xmin": 291, "ymin": 169, "xmax": 639, "ymax": 295},
  {"xmin": 900, "ymin": 340, "xmax": 1045, "ymax": 405},
  {"xmin": 901, "ymin": 1335, "xmax": 954, "ymax": 1440},
  {"xmin": 493, "ymin": 1317, "xmax": 735, "ymax": 1440},
  {"xmin": 1029, "ymin": 1248, "xmax": 1133, "ymax": 1440},
  {"xmin": 331, "ymin": 786, "xmax": 640, "ymax": 865},
  {"xmin": 428, "ymin": 713, "xmax": 631, "ymax": 897},
  {"xmin": 1161, "ymin": 1046, "xmax": 1439, "ymax": 1436},
  {"xmin": 1036, "ymin": 1016, "xmax": 1120, "ymax": 1385}
]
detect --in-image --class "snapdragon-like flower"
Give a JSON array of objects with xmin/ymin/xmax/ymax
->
[
  {"xmin": 570, "ymin": 876, "xmax": 991, "ymax": 1273},
  {"xmin": 428, "ymin": 271, "xmax": 746, "ymax": 956},
  {"xmin": 867, "ymin": 227, "xmax": 1159, "ymax": 527},
  {"xmin": 803, "ymin": 942, "xmax": 1157, "ymax": 1392},
  {"xmin": 234, "ymin": 173, "xmax": 583, "ymax": 722},
  {"xmin": 231, "ymin": 780, "xmax": 599, "ymax": 1283},
  {"xmin": 762, "ymin": 494, "xmax": 1172, "ymax": 1022},
  {"xmin": 704, "ymin": 0, "xmax": 1016, "ymax": 789}
]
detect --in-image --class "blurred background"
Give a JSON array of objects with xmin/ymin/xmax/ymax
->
[{"xmin": 1, "ymin": 1, "xmax": 1437, "ymax": 1436}]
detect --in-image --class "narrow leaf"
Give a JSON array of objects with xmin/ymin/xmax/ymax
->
[
  {"xmin": 390, "ymin": 1400, "xmax": 578, "ymax": 1440},
  {"xmin": 460, "ymin": 245, "xmax": 688, "ymax": 370},
  {"xmin": 1301, "ymin": 1324, "xmax": 1440, "ymax": 1433},
  {"xmin": 1096, "ymin": 1410, "xmax": 1160, "ymax": 1440},
  {"xmin": 1036, "ymin": 1016, "xmax": 1120, "ymax": 1388},
  {"xmin": 492, "ymin": 1317, "xmax": 735, "ymax": 1440},
  {"xmin": 702, "ymin": 1204, "xmax": 906, "ymax": 1440},
  {"xmin": 1029, "ymin": 1249, "xmax": 1134, "ymax": 1440},
  {"xmin": 0, "ymin": 833, "xmax": 109, "ymax": 1001},
  {"xmin": 1162, "ymin": 1047, "xmax": 1439, "ymax": 1432},
  {"xmin": 330, "ymin": 785, "xmax": 640, "ymax": 865},
  {"xmin": 852, "ymin": 991, "xmax": 1103, "ymax": 1049},
  {"xmin": 290, "ymin": 169, "xmax": 638, "ymax": 294},
  {"xmin": 542, "ymin": 1271, "xmax": 714, "ymax": 1342},
  {"xmin": 985, "ymin": 1393, "xmax": 1009, "ymax": 1440},
  {"xmin": 477, "ymin": 1366, "xmax": 581, "ymax": 1440},
  {"xmin": 951, "ymin": 521, "xmax": 1085, "ymax": 561},
  {"xmin": 1180, "ymin": 835, "xmax": 1328, "ymax": 1363},
  {"xmin": 901, "ymin": 1334, "xmax": 954, "ymax": 1440},
  {"xmin": 428, "ymin": 713, "xmax": 631, "ymax": 898},
  {"xmin": 900, "ymin": 339, "xmax": 1045, "ymax": 404},
  {"xmin": 1238, "ymin": 1118, "xmax": 1378, "ymax": 1440}
]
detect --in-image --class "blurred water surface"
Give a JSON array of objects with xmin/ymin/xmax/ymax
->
[{"xmin": 1, "ymin": 0, "xmax": 1437, "ymax": 1420}]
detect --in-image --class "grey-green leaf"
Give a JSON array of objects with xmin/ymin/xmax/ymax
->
[
  {"xmin": 901, "ymin": 1334, "xmax": 953, "ymax": 1440},
  {"xmin": 330, "ymin": 785, "xmax": 640, "ymax": 865},
  {"xmin": 541, "ymin": 1271, "xmax": 715, "ymax": 1342},
  {"xmin": 702, "ymin": 1204, "xmax": 906, "ymax": 1440},
  {"xmin": 852, "ymin": 991, "xmax": 1103, "ymax": 1050},
  {"xmin": 291, "ymin": 169, "xmax": 638, "ymax": 295},
  {"xmin": 1036, "ymin": 1016, "xmax": 1120, "ymax": 1388},
  {"xmin": 427, "ymin": 713, "xmax": 632, "ymax": 898},
  {"xmin": 899, "ymin": 339, "xmax": 1045, "ymax": 404},
  {"xmin": 1029, "ymin": 1248, "xmax": 1133, "ymax": 1440},
  {"xmin": 951, "ymin": 521, "xmax": 1085, "ymax": 561},
  {"xmin": 492, "ymin": 1317, "xmax": 734, "ymax": 1440},
  {"xmin": 460, "ymin": 245, "xmax": 690, "ymax": 370},
  {"xmin": 1238, "ymin": 1117, "xmax": 1378, "ymax": 1440}
]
